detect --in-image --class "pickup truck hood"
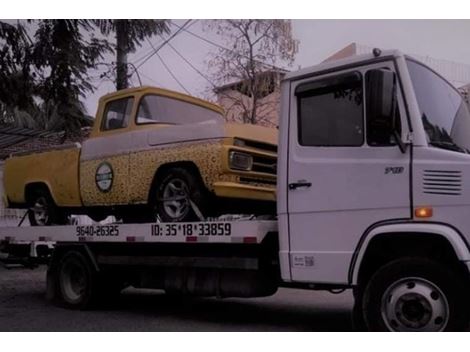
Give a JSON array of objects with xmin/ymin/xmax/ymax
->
[
  {"xmin": 146, "ymin": 121, "xmax": 278, "ymax": 147},
  {"xmin": 224, "ymin": 123, "xmax": 278, "ymax": 146}
]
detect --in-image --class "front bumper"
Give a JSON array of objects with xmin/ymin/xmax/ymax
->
[{"xmin": 212, "ymin": 181, "xmax": 276, "ymax": 202}]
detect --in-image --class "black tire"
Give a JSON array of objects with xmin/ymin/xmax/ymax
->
[
  {"xmin": 362, "ymin": 257, "xmax": 470, "ymax": 331},
  {"xmin": 57, "ymin": 251, "xmax": 98, "ymax": 309},
  {"xmin": 28, "ymin": 188, "xmax": 68, "ymax": 226},
  {"xmin": 154, "ymin": 167, "xmax": 208, "ymax": 222},
  {"xmin": 351, "ymin": 288, "xmax": 367, "ymax": 331}
]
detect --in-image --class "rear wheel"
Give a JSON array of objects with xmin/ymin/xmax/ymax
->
[
  {"xmin": 57, "ymin": 251, "xmax": 97, "ymax": 309},
  {"xmin": 28, "ymin": 189, "xmax": 68, "ymax": 226},
  {"xmin": 153, "ymin": 167, "xmax": 208, "ymax": 222},
  {"xmin": 362, "ymin": 257, "xmax": 470, "ymax": 331}
]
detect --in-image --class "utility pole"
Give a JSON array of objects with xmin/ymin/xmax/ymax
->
[{"xmin": 115, "ymin": 20, "xmax": 129, "ymax": 90}]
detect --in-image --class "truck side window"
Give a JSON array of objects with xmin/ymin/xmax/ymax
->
[
  {"xmin": 365, "ymin": 69, "xmax": 401, "ymax": 146},
  {"xmin": 102, "ymin": 97, "xmax": 134, "ymax": 131},
  {"xmin": 296, "ymin": 72, "xmax": 364, "ymax": 146}
]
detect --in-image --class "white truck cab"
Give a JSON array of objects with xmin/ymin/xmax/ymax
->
[
  {"xmin": 278, "ymin": 49, "xmax": 470, "ymax": 331},
  {"xmin": 2, "ymin": 49, "xmax": 470, "ymax": 332}
]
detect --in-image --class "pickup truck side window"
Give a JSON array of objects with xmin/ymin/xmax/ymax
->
[
  {"xmin": 102, "ymin": 97, "xmax": 134, "ymax": 131},
  {"xmin": 296, "ymin": 72, "xmax": 364, "ymax": 146},
  {"xmin": 136, "ymin": 94, "xmax": 223, "ymax": 125}
]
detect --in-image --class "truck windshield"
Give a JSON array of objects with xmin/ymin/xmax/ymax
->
[{"xmin": 407, "ymin": 59, "xmax": 470, "ymax": 153}]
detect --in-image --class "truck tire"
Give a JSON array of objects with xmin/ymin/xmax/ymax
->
[
  {"xmin": 362, "ymin": 257, "xmax": 470, "ymax": 331},
  {"xmin": 154, "ymin": 167, "xmax": 208, "ymax": 222},
  {"xmin": 28, "ymin": 188, "xmax": 68, "ymax": 226},
  {"xmin": 57, "ymin": 250, "xmax": 98, "ymax": 309}
]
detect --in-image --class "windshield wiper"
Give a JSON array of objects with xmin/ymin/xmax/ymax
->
[{"xmin": 429, "ymin": 141, "xmax": 468, "ymax": 153}]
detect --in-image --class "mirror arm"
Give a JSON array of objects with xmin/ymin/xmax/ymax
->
[{"xmin": 391, "ymin": 81, "xmax": 407, "ymax": 154}]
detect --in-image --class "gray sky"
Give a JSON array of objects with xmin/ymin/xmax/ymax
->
[{"xmin": 86, "ymin": 19, "xmax": 470, "ymax": 115}]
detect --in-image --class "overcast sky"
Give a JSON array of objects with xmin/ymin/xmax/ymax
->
[{"xmin": 86, "ymin": 19, "xmax": 470, "ymax": 115}]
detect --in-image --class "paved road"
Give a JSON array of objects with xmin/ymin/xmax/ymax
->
[{"xmin": 0, "ymin": 266, "xmax": 354, "ymax": 331}]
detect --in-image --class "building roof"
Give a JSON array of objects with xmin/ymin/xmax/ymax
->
[
  {"xmin": 214, "ymin": 68, "xmax": 289, "ymax": 94},
  {"xmin": 0, "ymin": 125, "xmax": 90, "ymax": 160}
]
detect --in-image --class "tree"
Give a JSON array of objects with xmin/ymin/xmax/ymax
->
[
  {"xmin": 0, "ymin": 21, "xmax": 36, "ymax": 124},
  {"xmin": 0, "ymin": 20, "xmax": 111, "ymax": 137},
  {"xmin": 95, "ymin": 20, "xmax": 170, "ymax": 90},
  {"xmin": 204, "ymin": 20, "xmax": 298, "ymax": 125},
  {"xmin": 32, "ymin": 20, "xmax": 111, "ymax": 136}
]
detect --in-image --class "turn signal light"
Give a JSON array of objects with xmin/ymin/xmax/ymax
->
[{"xmin": 415, "ymin": 206, "xmax": 433, "ymax": 218}]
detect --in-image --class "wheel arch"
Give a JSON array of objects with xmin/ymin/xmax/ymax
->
[
  {"xmin": 147, "ymin": 160, "xmax": 208, "ymax": 204},
  {"xmin": 350, "ymin": 223, "xmax": 470, "ymax": 286},
  {"xmin": 24, "ymin": 181, "xmax": 56, "ymax": 205}
]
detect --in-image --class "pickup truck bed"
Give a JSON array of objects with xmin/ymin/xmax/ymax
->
[{"xmin": 4, "ymin": 144, "xmax": 81, "ymax": 207}]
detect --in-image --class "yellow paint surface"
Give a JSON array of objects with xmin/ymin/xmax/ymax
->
[{"xmin": 4, "ymin": 146, "xmax": 81, "ymax": 206}]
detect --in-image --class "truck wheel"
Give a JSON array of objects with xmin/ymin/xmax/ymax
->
[
  {"xmin": 351, "ymin": 288, "xmax": 367, "ymax": 331},
  {"xmin": 154, "ymin": 167, "xmax": 207, "ymax": 222},
  {"xmin": 57, "ymin": 251, "xmax": 97, "ymax": 309},
  {"xmin": 28, "ymin": 189, "xmax": 68, "ymax": 226},
  {"xmin": 362, "ymin": 257, "xmax": 470, "ymax": 331}
]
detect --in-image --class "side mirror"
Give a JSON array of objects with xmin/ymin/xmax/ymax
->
[{"xmin": 366, "ymin": 69, "xmax": 406, "ymax": 153}]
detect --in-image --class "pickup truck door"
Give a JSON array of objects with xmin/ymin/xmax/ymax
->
[
  {"xmin": 79, "ymin": 97, "xmax": 134, "ymax": 207},
  {"xmin": 285, "ymin": 62, "xmax": 411, "ymax": 284}
]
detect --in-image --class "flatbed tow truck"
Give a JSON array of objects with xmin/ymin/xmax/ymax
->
[{"xmin": 3, "ymin": 49, "xmax": 470, "ymax": 332}]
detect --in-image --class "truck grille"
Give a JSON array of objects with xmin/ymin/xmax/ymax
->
[
  {"xmin": 252, "ymin": 155, "xmax": 277, "ymax": 175},
  {"xmin": 422, "ymin": 170, "xmax": 462, "ymax": 196}
]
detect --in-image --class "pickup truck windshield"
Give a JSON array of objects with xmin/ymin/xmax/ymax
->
[
  {"xmin": 137, "ymin": 94, "xmax": 224, "ymax": 125},
  {"xmin": 407, "ymin": 59, "xmax": 470, "ymax": 153}
]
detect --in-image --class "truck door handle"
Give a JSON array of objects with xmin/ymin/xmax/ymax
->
[{"xmin": 289, "ymin": 181, "xmax": 312, "ymax": 190}]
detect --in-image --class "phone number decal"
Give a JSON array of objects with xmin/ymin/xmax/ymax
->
[
  {"xmin": 76, "ymin": 225, "xmax": 119, "ymax": 237},
  {"xmin": 151, "ymin": 223, "xmax": 232, "ymax": 237}
]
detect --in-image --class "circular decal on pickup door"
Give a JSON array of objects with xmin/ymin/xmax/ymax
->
[{"xmin": 95, "ymin": 162, "xmax": 113, "ymax": 193}]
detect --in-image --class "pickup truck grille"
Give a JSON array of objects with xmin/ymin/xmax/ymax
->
[
  {"xmin": 252, "ymin": 154, "xmax": 277, "ymax": 175},
  {"xmin": 243, "ymin": 140, "xmax": 277, "ymax": 153}
]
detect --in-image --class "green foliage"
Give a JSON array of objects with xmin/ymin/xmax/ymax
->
[
  {"xmin": 0, "ymin": 19, "xmax": 171, "ymax": 136},
  {"xmin": 94, "ymin": 19, "xmax": 170, "ymax": 53},
  {"xmin": 0, "ymin": 19, "xmax": 111, "ymax": 137},
  {"xmin": 94, "ymin": 19, "xmax": 170, "ymax": 89}
]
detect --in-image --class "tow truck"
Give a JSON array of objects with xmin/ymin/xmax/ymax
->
[{"xmin": 2, "ymin": 49, "xmax": 470, "ymax": 332}]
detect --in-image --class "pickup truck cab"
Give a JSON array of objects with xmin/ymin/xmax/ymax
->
[{"xmin": 3, "ymin": 86, "xmax": 277, "ymax": 225}]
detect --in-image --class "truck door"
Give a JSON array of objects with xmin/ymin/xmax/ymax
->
[
  {"xmin": 80, "ymin": 97, "xmax": 134, "ymax": 207},
  {"xmin": 286, "ymin": 62, "xmax": 411, "ymax": 284}
]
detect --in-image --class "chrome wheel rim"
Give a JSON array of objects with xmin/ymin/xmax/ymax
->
[
  {"xmin": 60, "ymin": 259, "xmax": 87, "ymax": 303},
  {"xmin": 161, "ymin": 178, "xmax": 190, "ymax": 220},
  {"xmin": 31, "ymin": 197, "xmax": 49, "ymax": 225},
  {"xmin": 381, "ymin": 277, "xmax": 449, "ymax": 331}
]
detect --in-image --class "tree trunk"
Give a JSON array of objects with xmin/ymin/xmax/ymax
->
[{"xmin": 115, "ymin": 20, "xmax": 128, "ymax": 90}]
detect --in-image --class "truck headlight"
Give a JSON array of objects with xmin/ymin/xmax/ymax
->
[
  {"xmin": 233, "ymin": 138, "xmax": 246, "ymax": 147},
  {"xmin": 229, "ymin": 151, "xmax": 253, "ymax": 171}
]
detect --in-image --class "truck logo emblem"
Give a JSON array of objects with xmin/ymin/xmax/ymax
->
[
  {"xmin": 95, "ymin": 162, "xmax": 113, "ymax": 193},
  {"xmin": 385, "ymin": 166, "xmax": 404, "ymax": 175}
]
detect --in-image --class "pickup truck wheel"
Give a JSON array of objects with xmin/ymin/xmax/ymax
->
[
  {"xmin": 28, "ymin": 190, "xmax": 68, "ymax": 226},
  {"xmin": 155, "ymin": 167, "xmax": 207, "ymax": 222},
  {"xmin": 362, "ymin": 257, "xmax": 470, "ymax": 331}
]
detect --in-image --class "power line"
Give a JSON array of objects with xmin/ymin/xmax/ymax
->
[
  {"xmin": 169, "ymin": 20, "xmax": 288, "ymax": 72},
  {"xmin": 155, "ymin": 53, "xmax": 191, "ymax": 94},
  {"xmin": 164, "ymin": 39, "xmax": 217, "ymax": 88},
  {"xmin": 132, "ymin": 19, "xmax": 192, "ymax": 73},
  {"xmin": 132, "ymin": 20, "xmax": 199, "ymax": 67}
]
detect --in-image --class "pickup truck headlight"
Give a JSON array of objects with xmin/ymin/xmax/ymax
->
[
  {"xmin": 229, "ymin": 151, "xmax": 253, "ymax": 171},
  {"xmin": 233, "ymin": 138, "xmax": 246, "ymax": 147}
]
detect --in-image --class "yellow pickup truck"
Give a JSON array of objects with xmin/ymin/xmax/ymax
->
[{"xmin": 3, "ymin": 86, "xmax": 277, "ymax": 225}]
